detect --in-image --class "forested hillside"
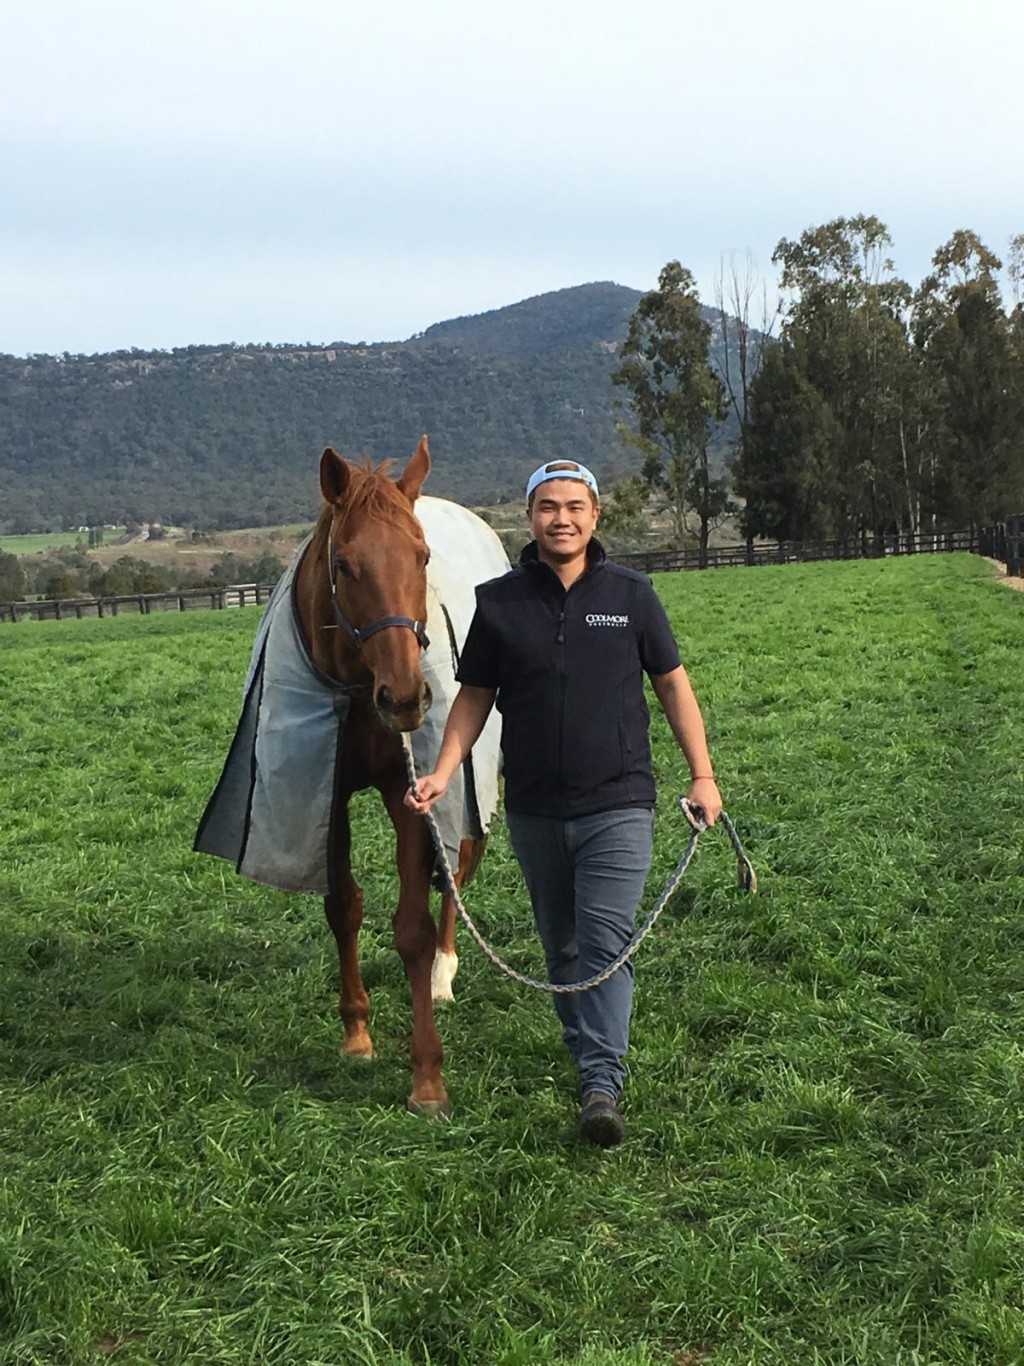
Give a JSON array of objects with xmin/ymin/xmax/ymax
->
[
  {"xmin": 0, "ymin": 283, "xmax": 737, "ymax": 533},
  {"xmin": 410, "ymin": 282, "xmax": 645, "ymax": 357}
]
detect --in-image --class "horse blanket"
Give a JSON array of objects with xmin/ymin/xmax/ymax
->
[{"xmin": 193, "ymin": 497, "xmax": 509, "ymax": 894}]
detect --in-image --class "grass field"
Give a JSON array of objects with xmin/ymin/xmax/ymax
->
[
  {"xmin": 1, "ymin": 553, "xmax": 1022, "ymax": 1365},
  {"xmin": 0, "ymin": 531, "xmax": 125, "ymax": 556},
  {"xmin": 0, "ymin": 526, "xmax": 309, "ymax": 578}
]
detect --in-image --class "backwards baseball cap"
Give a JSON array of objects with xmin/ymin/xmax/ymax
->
[{"xmin": 525, "ymin": 460, "xmax": 600, "ymax": 502}]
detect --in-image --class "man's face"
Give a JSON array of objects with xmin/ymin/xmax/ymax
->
[{"xmin": 527, "ymin": 479, "xmax": 600, "ymax": 563}]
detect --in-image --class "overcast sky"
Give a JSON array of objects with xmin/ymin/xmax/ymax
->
[{"xmin": 3, "ymin": 0, "xmax": 1021, "ymax": 356}]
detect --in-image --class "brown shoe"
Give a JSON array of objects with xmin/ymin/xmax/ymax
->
[{"xmin": 578, "ymin": 1091, "xmax": 625, "ymax": 1147}]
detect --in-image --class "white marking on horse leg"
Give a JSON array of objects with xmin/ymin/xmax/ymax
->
[{"xmin": 431, "ymin": 949, "xmax": 459, "ymax": 1002}]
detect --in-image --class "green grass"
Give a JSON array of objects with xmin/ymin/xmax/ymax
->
[
  {"xmin": 0, "ymin": 530, "xmax": 127, "ymax": 556},
  {"xmin": 1, "ymin": 553, "xmax": 1023, "ymax": 1364}
]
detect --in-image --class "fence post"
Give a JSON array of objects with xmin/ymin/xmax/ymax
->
[{"xmin": 1008, "ymin": 516, "xmax": 1022, "ymax": 577}]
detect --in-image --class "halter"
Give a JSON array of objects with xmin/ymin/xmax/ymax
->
[{"xmin": 324, "ymin": 529, "xmax": 430, "ymax": 652}]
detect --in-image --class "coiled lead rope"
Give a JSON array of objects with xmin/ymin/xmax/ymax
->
[{"xmin": 401, "ymin": 735, "xmax": 756, "ymax": 995}]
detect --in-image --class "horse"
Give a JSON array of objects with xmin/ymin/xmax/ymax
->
[{"xmin": 195, "ymin": 435, "xmax": 507, "ymax": 1117}]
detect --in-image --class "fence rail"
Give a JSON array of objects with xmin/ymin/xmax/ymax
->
[
  {"xmin": 2, "ymin": 523, "xmax": 1020, "ymax": 624},
  {"xmin": 0, "ymin": 582, "xmax": 275, "ymax": 624},
  {"xmin": 615, "ymin": 529, "xmax": 979, "ymax": 574}
]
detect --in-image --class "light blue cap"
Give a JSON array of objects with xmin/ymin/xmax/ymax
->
[{"xmin": 525, "ymin": 461, "xmax": 600, "ymax": 501}]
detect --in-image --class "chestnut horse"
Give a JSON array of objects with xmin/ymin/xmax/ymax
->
[{"xmin": 294, "ymin": 437, "xmax": 482, "ymax": 1118}]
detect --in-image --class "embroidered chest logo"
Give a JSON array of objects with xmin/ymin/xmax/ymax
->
[{"xmin": 585, "ymin": 613, "xmax": 630, "ymax": 627}]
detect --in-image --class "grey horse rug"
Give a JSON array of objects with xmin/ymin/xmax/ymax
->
[{"xmin": 194, "ymin": 497, "xmax": 509, "ymax": 895}]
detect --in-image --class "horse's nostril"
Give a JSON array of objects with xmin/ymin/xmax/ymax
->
[
  {"xmin": 376, "ymin": 685, "xmax": 394, "ymax": 712},
  {"xmin": 422, "ymin": 683, "xmax": 433, "ymax": 712}
]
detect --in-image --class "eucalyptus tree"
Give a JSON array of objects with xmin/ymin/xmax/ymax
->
[
  {"xmin": 596, "ymin": 475, "xmax": 650, "ymax": 550},
  {"xmin": 713, "ymin": 252, "xmax": 779, "ymax": 519},
  {"xmin": 911, "ymin": 230, "xmax": 1019, "ymax": 527},
  {"xmin": 612, "ymin": 261, "xmax": 727, "ymax": 559},
  {"xmin": 767, "ymin": 215, "xmax": 913, "ymax": 539},
  {"xmin": 738, "ymin": 332, "xmax": 842, "ymax": 541},
  {"xmin": 1007, "ymin": 236, "xmax": 1024, "ymax": 511}
]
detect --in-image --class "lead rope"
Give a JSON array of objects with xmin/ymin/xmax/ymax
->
[{"xmin": 401, "ymin": 735, "xmax": 757, "ymax": 995}]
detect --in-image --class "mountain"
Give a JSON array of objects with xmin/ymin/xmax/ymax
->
[
  {"xmin": 408, "ymin": 282, "xmax": 643, "ymax": 358},
  {"xmin": 0, "ymin": 283, "xmax": 736, "ymax": 533}
]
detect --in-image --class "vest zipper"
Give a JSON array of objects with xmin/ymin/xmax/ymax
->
[{"xmin": 555, "ymin": 601, "xmax": 567, "ymax": 792}]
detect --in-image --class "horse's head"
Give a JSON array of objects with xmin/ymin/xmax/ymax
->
[{"xmin": 314, "ymin": 436, "xmax": 433, "ymax": 732}]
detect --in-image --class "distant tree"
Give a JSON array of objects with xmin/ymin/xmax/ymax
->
[
  {"xmin": 250, "ymin": 553, "xmax": 286, "ymax": 584},
  {"xmin": 91, "ymin": 556, "xmax": 175, "ymax": 596},
  {"xmin": 0, "ymin": 551, "xmax": 27, "ymax": 602},
  {"xmin": 1008, "ymin": 232, "xmax": 1024, "ymax": 309},
  {"xmin": 739, "ymin": 335, "xmax": 843, "ymax": 540},
  {"xmin": 39, "ymin": 568, "xmax": 81, "ymax": 599},
  {"xmin": 912, "ymin": 231, "xmax": 1017, "ymax": 526},
  {"xmin": 207, "ymin": 553, "xmax": 245, "ymax": 587},
  {"xmin": 597, "ymin": 476, "xmax": 649, "ymax": 548},
  {"xmin": 134, "ymin": 563, "xmax": 175, "ymax": 593},
  {"xmin": 769, "ymin": 215, "xmax": 913, "ymax": 538},
  {"xmin": 613, "ymin": 262, "xmax": 726, "ymax": 557},
  {"xmin": 713, "ymin": 250, "xmax": 779, "ymax": 470},
  {"xmin": 1007, "ymin": 234, "xmax": 1024, "ymax": 509},
  {"xmin": 205, "ymin": 552, "xmax": 283, "ymax": 586}
]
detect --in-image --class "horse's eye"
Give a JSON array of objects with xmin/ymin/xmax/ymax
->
[
  {"xmin": 423, "ymin": 548, "xmax": 431, "ymax": 566},
  {"xmin": 334, "ymin": 557, "xmax": 353, "ymax": 580}
]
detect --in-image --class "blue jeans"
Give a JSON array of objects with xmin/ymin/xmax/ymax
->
[{"xmin": 506, "ymin": 807, "xmax": 655, "ymax": 1100}]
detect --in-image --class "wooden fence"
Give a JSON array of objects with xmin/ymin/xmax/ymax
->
[
  {"xmin": 977, "ymin": 516, "xmax": 1023, "ymax": 576},
  {"xmin": 0, "ymin": 582, "xmax": 275, "ymax": 624},
  {"xmin": 615, "ymin": 529, "xmax": 978, "ymax": 574}
]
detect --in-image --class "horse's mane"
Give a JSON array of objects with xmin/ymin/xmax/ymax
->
[{"xmin": 313, "ymin": 456, "xmax": 423, "ymax": 546}]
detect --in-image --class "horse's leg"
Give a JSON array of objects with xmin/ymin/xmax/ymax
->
[
  {"xmin": 436, "ymin": 834, "xmax": 490, "ymax": 1001},
  {"xmin": 323, "ymin": 801, "xmax": 374, "ymax": 1060},
  {"xmin": 431, "ymin": 835, "xmax": 483, "ymax": 1002},
  {"xmin": 431, "ymin": 837, "xmax": 465, "ymax": 1003},
  {"xmin": 383, "ymin": 789, "xmax": 450, "ymax": 1116}
]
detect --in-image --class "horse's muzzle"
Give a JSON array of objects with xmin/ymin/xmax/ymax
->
[{"xmin": 375, "ymin": 681, "xmax": 433, "ymax": 732}]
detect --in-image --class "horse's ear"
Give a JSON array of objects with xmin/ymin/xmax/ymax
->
[
  {"xmin": 320, "ymin": 447, "xmax": 350, "ymax": 504},
  {"xmin": 396, "ymin": 435, "xmax": 430, "ymax": 503}
]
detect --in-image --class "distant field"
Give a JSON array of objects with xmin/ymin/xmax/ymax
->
[
  {"xmin": 2, "ymin": 510, "xmax": 744, "ymax": 575},
  {"xmin": 0, "ymin": 524, "xmax": 313, "ymax": 577},
  {"xmin": 1, "ymin": 554, "xmax": 1022, "ymax": 1364},
  {"xmin": 0, "ymin": 528, "xmax": 126, "ymax": 555}
]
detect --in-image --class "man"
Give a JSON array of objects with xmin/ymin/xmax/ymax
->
[{"xmin": 404, "ymin": 460, "xmax": 721, "ymax": 1146}]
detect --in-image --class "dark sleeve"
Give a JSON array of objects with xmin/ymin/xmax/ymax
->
[
  {"xmin": 637, "ymin": 580, "xmax": 682, "ymax": 675},
  {"xmin": 455, "ymin": 591, "xmax": 501, "ymax": 688}
]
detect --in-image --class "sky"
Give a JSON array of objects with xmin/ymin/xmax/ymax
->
[{"xmin": 3, "ymin": 0, "xmax": 1021, "ymax": 357}]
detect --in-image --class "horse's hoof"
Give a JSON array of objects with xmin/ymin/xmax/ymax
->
[
  {"xmin": 342, "ymin": 1040, "xmax": 374, "ymax": 1062},
  {"xmin": 406, "ymin": 1098, "xmax": 453, "ymax": 1121}
]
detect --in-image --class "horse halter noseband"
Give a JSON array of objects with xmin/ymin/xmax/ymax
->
[{"xmin": 325, "ymin": 530, "xmax": 430, "ymax": 652}]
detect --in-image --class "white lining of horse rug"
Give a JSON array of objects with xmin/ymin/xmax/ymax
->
[{"xmin": 194, "ymin": 497, "xmax": 507, "ymax": 895}]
